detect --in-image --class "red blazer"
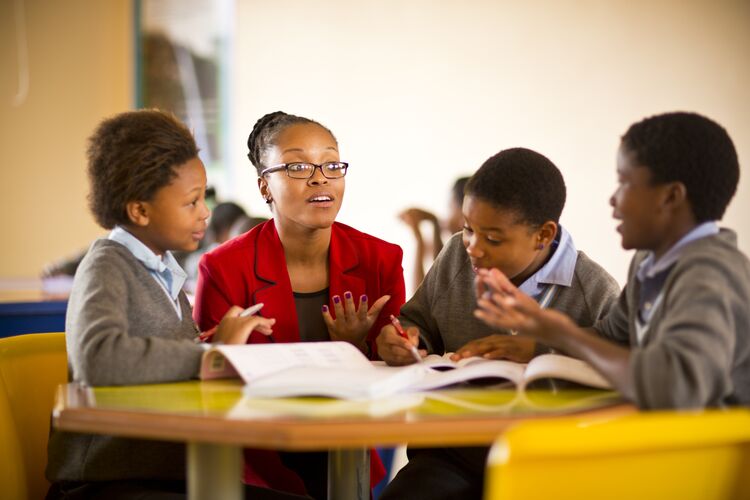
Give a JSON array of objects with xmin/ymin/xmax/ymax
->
[{"xmin": 193, "ymin": 219, "xmax": 405, "ymax": 493}]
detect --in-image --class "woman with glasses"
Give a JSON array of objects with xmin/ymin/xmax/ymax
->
[{"xmin": 193, "ymin": 111, "xmax": 404, "ymax": 498}]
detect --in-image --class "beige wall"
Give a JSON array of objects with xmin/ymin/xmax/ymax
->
[
  {"xmin": 0, "ymin": 0, "xmax": 132, "ymax": 277},
  {"xmin": 2, "ymin": 0, "xmax": 749, "ymax": 287},
  {"xmin": 230, "ymin": 0, "xmax": 750, "ymax": 290}
]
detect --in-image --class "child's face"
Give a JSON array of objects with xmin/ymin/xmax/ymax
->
[
  {"xmin": 610, "ymin": 144, "xmax": 671, "ymax": 251},
  {"xmin": 259, "ymin": 123, "xmax": 344, "ymax": 232},
  {"xmin": 136, "ymin": 157, "xmax": 210, "ymax": 256},
  {"xmin": 461, "ymin": 195, "xmax": 551, "ymax": 285}
]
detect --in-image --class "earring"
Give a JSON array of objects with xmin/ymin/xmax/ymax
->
[
  {"xmin": 537, "ymin": 242, "xmax": 544, "ymax": 250},
  {"xmin": 265, "ymin": 197, "xmax": 273, "ymax": 204}
]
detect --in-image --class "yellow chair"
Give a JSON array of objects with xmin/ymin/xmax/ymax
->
[
  {"xmin": 0, "ymin": 333, "xmax": 67, "ymax": 500},
  {"xmin": 485, "ymin": 408, "xmax": 750, "ymax": 500}
]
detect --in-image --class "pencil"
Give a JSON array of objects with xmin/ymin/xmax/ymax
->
[{"xmin": 389, "ymin": 314, "xmax": 422, "ymax": 363}]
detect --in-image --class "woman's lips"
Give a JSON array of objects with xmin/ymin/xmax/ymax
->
[{"xmin": 308, "ymin": 194, "xmax": 334, "ymax": 208}]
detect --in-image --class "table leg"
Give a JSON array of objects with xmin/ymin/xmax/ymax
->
[
  {"xmin": 328, "ymin": 448, "xmax": 370, "ymax": 500},
  {"xmin": 187, "ymin": 442, "xmax": 242, "ymax": 500}
]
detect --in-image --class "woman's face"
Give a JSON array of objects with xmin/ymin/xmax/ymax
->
[{"xmin": 259, "ymin": 123, "xmax": 344, "ymax": 232}]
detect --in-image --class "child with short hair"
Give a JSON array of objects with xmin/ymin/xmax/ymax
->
[
  {"xmin": 377, "ymin": 147, "xmax": 620, "ymax": 500},
  {"xmin": 45, "ymin": 109, "xmax": 306, "ymax": 500},
  {"xmin": 475, "ymin": 111, "xmax": 750, "ymax": 410}
]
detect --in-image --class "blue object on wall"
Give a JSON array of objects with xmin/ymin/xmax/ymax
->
[{"xmin": 0, "ymin": 300, "xmax": 67, "ymax": 338}]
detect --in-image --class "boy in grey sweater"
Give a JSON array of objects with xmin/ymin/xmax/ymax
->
[
  {"xmin": 377, "ymin": 148, "xmax": 620, "ymax": 500},
  {"xmin": 476, "ymin": 112, "xmax": 750, "ymax": 411},
  {"xmin": 45, "ymin": 110, "xmax": 306, "ymax": 500}
]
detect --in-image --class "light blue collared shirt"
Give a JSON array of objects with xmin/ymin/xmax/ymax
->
[
  {"xmin": 109, "ymin": 226, "xmax": 187, "ymax": 319},
  {"xmin": 518, "ymin": 226, "xmax": 578, "ymax": 300},
  {"xmin": 636, "ymin": 221, "xmax": 720, "ymax": 283}
]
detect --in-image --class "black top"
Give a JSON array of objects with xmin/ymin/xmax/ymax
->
[{"xmin": 293, "ymin": 288, "xmax": 330, "ymax": 342}]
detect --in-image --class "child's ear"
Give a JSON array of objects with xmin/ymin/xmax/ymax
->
[
  {"xmin": 537, "ymin": 221, "xmax": 558, "ymax": 249},
  {"xmin": 663, "ymin": 181, "xmax": 688, "ymax": 209},
  {"xmin": 125, "ymin": 201, "xmax": 150, "ymax": 227}
]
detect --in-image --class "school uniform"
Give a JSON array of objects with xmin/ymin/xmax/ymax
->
[
  {"xmin": 594, "ymin": 224, "xmax": 750, "ymax": 409},
  {"xmin": 46, "ymin": 229, "xmax": 307, "ymax": 500},
  {"xmin": 46, "ymin": 231, "xmax": 203, "ymax": 486},
  {"xmin": 380, "ymin": 229, "xmax": 620, "ymax": 500},
  {"xmin": 193, "ymin": 219, "xmax": 405, "ymax": 495},
  {"xmin": 402, "ymin": 229, "xmax": 621, "ymax": 354}
]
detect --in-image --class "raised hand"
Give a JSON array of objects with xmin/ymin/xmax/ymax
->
[
  {"xmin": 322, "ymin": 292, "xmax": 391, "ymax": 352},
  {"xmin": 474, "ymin": 268, "xmax": 575, "ymax": 344}
]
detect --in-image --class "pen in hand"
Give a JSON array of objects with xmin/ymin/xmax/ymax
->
[
  {"xmin": 239, "ymin": 302, "xmax": 265, "ymax": 318},
  {"xmin": 198, "ymin": 303, "xmax": 265, "ymax": 342},
  {"xmin": 389, "ymin": 314, "xmax": 422, "ymax": 363}
]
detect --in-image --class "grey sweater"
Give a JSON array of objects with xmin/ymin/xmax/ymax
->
[
  {"xmin": 402, "ymin": 234, "xmax": 621, "ymax": 354},
  {"xmin": 47, "ymin": 239, "xmax": 205, "ymax": 482},
  {"xmin": 594, "ymin": 229, "xmax": 750, "ymax": 409}
]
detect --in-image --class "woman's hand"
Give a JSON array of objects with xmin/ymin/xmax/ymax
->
[
  {"xmin": 322, "ymin": 292, "xmax": 390, "ymax": 352},
  {"xmin": 213, "ymin": 306, "xmax": 276, "ymax": 344},
  {"xmin": 376, "ymin": 324, "xmax": 426, "ymax": 366},
  {"xmin": 451, "ymin": 335, "xmax": 536, "ymax": 363}
]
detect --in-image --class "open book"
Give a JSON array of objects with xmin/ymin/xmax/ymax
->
[
  {"xmin": 414, "ymin": 352, "xmax": 611, "ymax": 392},
  {"xmin": 200, "ymin": 341, "xmax": 611, "ymax": 400}
]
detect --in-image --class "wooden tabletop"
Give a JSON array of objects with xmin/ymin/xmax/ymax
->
[{"xmin": 53, "ymin": 381, "xmax": 635, "ymax": 450}]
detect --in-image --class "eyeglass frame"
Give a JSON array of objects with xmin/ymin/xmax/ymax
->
[{"xmin": 259, "ymin": 161, "xmax": 349, "ymax": 179}]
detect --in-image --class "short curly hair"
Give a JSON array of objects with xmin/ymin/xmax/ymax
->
[
  {"xmin": 246, "ymin": 111, "xmax": 336, "ymax": 175},
  {"xmin": 465, "ymin": 148, "xmax": 566, "ymax": 227},
  {"xmin": 87, "ymin": 109, "xmax": 199, "ymax": 229},
  {"xmin": 621, "ymin": 112, "xmax": 739, "ymax": 222}
]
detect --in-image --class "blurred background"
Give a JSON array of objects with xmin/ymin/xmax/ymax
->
[{"xmin": 1, "ymin": 0, "xmax": 749, "ymax": 292}]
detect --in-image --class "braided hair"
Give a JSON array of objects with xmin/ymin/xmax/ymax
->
[{"xmin": 246, "ymin": 111, "xmax": 337, "ymax": 175}]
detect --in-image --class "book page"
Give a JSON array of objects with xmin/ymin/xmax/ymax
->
[
  {"xmin": 522, "ymin": 354, "xmax": 611, "ymax": 390},
  {"xmin": 421, "ymin": 353, "xmax": 495, "ymax": 370},
  {"xmin": 200, "ymin": 341, "xmax": 373, "ymax": 383},
  {"xmin": 411, "ymin": 358, "xmax": 526, "ymax": 391},
  {"xmin": 242, "ymin": 364, "xmax": 426, "ymax": 400}
]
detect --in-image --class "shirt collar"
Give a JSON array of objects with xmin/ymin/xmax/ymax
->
[
  {"xmin": 108, "ymin": 226, "xmax": 187, "ymax": 300},
  {"xmin": 636, "ymin": 221, "xmax": 720, "ymax": 282},
  {"xmin": 518, "ymin": 226, "xmax": 577, "ymax": 297}
]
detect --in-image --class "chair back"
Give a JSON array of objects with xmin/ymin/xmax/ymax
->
[
  {"xmin": 485, "ymin": 408, "xmax": 750, "ymax": 500},
  {"xmin": 0, "ymin": 333, "xmax": 67, "ymax": 500}
]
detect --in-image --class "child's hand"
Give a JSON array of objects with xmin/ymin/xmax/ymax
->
[
  {"xmin": 473, "ymin": 268, "xmax": 542, "ymax": 333},
  {"xmin": 213, "ymin": 306, "xmax": 276, "ymax": 345},
  {"xmin": 376, "ymin": 324, "xmax": 425, "ymax": 366},
  {"xmin": 451, "ymin": 335, "xmax": 536, "ymax": 363},
  {"xmin": 474, "ymin": 268, "xmax": 574, "ymax": 342},
  {"xmin": 322, "ymin": 292, "xmax": 390, "ymax": 353}
]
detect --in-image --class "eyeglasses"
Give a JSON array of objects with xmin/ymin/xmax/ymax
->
[{"xmin": 259, "ymin": 162, "xmax": 349, "ymax": 179}]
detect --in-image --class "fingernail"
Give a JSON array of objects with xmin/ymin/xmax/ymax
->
[
  {"xmin": 333, "ymin": 296, "xmax": 340, "ymax": 304},
  {"xmin": 344, "ymin": 291, "xmax": 352, "ymax": 299},
  {"xmin": 361, "ymin": 294, "xmax": 367, "ymax": 302},
  {"xmin": 322, "ymin": 305, "xmax": 328, "ymax": 313}
]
